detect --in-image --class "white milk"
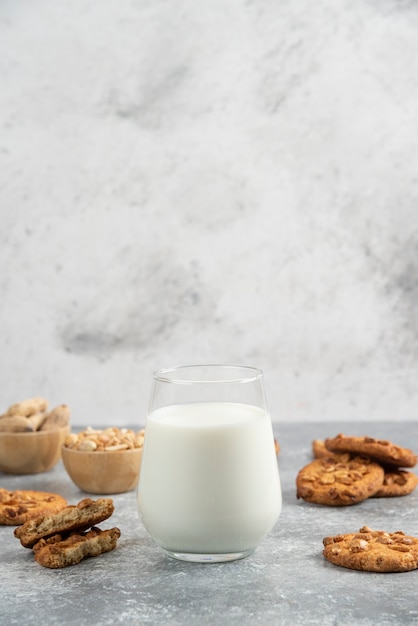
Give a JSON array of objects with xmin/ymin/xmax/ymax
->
[{"xmin": 138, "ymin": 402, "xmax": 282, "ymax": 555}]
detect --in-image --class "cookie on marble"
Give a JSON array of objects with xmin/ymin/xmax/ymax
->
[
  {"xmin": 296, "ymin": 454, "xmax": 384, "ymax": 506},
  {"xmin": 324, "ymin": 434, "xmax": 417, "ymax": 468},
  {"xmin": 323, "ymin": 526, "xmax": 418, "ymax": 572},
  {"xmin": 33, "ymin": 526, "xmax": 121, "ymax": 569},
  {"xmin": 14, "ymin": 497, "xmax": 114, "ymax": 548},
  {"xmin": 0, "ymin": 489, "xmax": 67, "ymax": 526},
  {"xmin": 312, "ymin": 439, "xmax": 350, "ymax": 460},
  {"xmin": 312, "ymin": 439, "xmax": 332, "ymax": 459},
  {"xmin": 372, "ymin": 469, "xmax": 418, "ymax": 498}
]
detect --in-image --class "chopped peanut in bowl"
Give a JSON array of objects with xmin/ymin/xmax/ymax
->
[{"xmin": 64, "ymin": 427, "xmax": 145, "ymax": 452}]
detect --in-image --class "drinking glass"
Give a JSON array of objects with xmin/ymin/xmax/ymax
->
[{"xmin": 137, "ymin": 365, "xmax": 282, "ymax": 563}]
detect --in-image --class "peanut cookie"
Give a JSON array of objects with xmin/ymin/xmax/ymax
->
[
  {"xmin": 0, "ymin": 489, "xmax": 67, "ymax": 526},
  {"xmin": 312, "ymin": 439, "xmax": 330, "ymax": 459},
  {"xmin": 323, "ymin": 526, "xmax": 418, "ymax": 572},
  {"xmin": 372, "ymin": 469, "xmax": 418, "ymax": 498},
  {"xmin": 324, "ymin": 434, "xmax": 417, "ymax": 468},
  {"xmin": 14, "ymin": 497, "xmax": 114, "ymax": 547},
  {"xmin": 33, "ymin": 526, "xmax": 121, "ymax": 569},
  {"xmin": 296, "ymin": 454, "xmax": 384, "ymax": 506}
]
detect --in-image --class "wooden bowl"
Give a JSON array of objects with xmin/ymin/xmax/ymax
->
[
  {"xmin": 61, "ymin": 445, "xmax": 142, "ymax": 494},
  {"xmin": 0, "ymin": 426, "xmax": 70, "ymax": 474}
]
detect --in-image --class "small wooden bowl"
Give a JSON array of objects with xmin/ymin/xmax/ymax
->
[
  {"xmin": 0, "ymin": 426, "xmax": 70, "ymax": 474},
  {"xmin": 61, "ymin": 445, "xmax": 142, "ymax": 494}
]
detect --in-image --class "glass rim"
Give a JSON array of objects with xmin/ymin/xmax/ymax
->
[{"xmin": 152, "ymin": 364, "xmax": 264, "ymax": 385}]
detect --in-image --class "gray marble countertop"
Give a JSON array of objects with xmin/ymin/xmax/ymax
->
[{"xmin": 1, "ymin": 421, "xmax": 418, "ymax": 626}]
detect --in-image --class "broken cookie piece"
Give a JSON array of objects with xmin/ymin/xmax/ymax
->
[
  {"xmin": 14, "ymin": 498, "xmax": 114, "ymax": 547},
  {"xmin": 33, "ymin": 527, "xmax": 121, "ymax": 569}
]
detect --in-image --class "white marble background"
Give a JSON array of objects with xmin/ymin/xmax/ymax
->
[{"xmin": 1, "ymin": 0, "xmax": 418, "ymax": 426}]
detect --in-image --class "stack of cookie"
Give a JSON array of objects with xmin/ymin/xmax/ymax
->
[
  {"xmin": 14, "ymin": 497, "xmax": 120, "ymax": 568},
  {"xmin": 296, "ymin": 434, "xmax": 418, "ymax": 506}
]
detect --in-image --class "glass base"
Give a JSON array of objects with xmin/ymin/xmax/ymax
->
[{"xmin": 163, "ymin": 548, "xmax": 254, "ymax": 563}]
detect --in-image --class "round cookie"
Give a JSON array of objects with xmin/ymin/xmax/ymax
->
[
  {"xmin": 324, "ymin": 434, "xmax": 417, "ymax": 468},
  {"xmin": 372, "ymin": 469, "xmax": 418, "ymax": 498},
  {"xmin": 312, "ymin": 439, "xmax": 328, "ymax": 459},
  {"xmin": 0, "ymin": 489, "xmax": 67, "ymax": 526},
  {"xmin": 323, "ymin": 526, "xmax": 418, "ymax": 572},
  {"xmin": 311, "ymin": 439, "xmax": 348, "ymax": 460},
  {"xmin": 296, "ymin": 454, "xmax": 384, "ymax": 506}
]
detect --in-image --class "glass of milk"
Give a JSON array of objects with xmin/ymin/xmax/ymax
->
[{"xmin": 137, "ymin": 365, "xmax": 282, "ymax": 563}]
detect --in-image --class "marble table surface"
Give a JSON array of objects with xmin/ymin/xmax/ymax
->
[{"xmin": 1, "ymin": 421, "xmax": 418, "ymax": 626}]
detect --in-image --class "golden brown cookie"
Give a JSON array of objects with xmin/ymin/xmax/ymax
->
[
  {"xmin": 0, "ymin": 489, "xmax": 67, "ymax": 526},
  {"xmin": 312, "ymin": 439, "xmax": 330, "ymax": 458},
  {"xmin": 324, "ymin": 434, "xmax": 417, "ymax": 468},
  {"xmin": 14, "ymin": 497, "xmax": 114, "ymax": 547},
  {"xmin": 296, "ymin": 454, "xmax": 384, "ymax": 506},
  {"xmin": 372, "ymin": 469, "xmax": 418, "ymax": 498},
  {"xmin": 323, "ymin": 526, "xmax": 418, "ymax": 572},
  {"xmin": 33, "ymin": 526, "xmax": 121, "ymax": 568}
]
